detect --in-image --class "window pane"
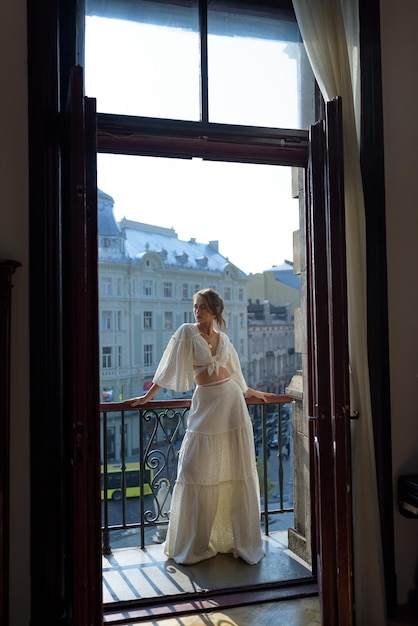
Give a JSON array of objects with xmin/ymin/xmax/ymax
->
[
  {"xmin": 164, "ymin": 312, "xmax": 173, "ymax": 330},
  {"xmin": 85, "ymin": 0, "xmax": 200, "ymax": 120},
  {"xmin": 101, "ymin": 310, "xmax": 112, "ymax": 330},
  {"xmin": 143, "ymin": 280, "xmax": 152, "ymax": 296},
  {"xmin": 144, "ymin": 311, "xmax": 153, "ymax": 328},
  {"xmin": 207, "ymin": 1, "xmax": 315, "ymax": 129},
  {"xmin": 85, "ymin": 1, "xmax": 315, "ymax": 129},
  {"xmin": 97, "ymin": 151, "xmax": 302, "ymax": 399}
]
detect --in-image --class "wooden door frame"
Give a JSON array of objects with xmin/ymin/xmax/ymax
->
[
  {"xmin": 306, "ymin": 99, "xmax": 355, "ymax": 624},
  {"xmin": 64, "ymin": 66, "xmax": 102, "ymax": 624},
  {"xmin": 359, "ymin": 0, "xmax": 396, "ymax": 614}
]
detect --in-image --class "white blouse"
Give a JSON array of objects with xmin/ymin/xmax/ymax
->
[{"xmin": 152, "ymin": 323, "xmax": 248, "ymax": 393}]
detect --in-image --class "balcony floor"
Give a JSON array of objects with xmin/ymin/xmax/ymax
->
[
  {"xmin": 106, "ymin": 595, "xmax": 322, "ymax": 626},
  {"xmin": 103, "ymin": 529, "xmax": 313, "ymax": 606}
]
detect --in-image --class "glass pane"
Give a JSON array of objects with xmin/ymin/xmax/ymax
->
[
  {"xmin": 97, "ymin": 151, "xmax": 301, "ymax": 400},
  {"xmin": 85, "ymin": 0, "xmax": 200, "ymax": 120},
  {"xmin": 208, "ymin": 1, "xmax": 315, "ymax": 129}
]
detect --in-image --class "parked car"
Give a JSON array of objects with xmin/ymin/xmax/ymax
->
[{"xmin": 268, "ymin": 435, "xmax": 279, "ymax": 449}]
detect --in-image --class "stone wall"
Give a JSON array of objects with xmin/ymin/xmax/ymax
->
[{"xmin": 286, "ymin": 167, "xmax": 312, "ymax": 566}]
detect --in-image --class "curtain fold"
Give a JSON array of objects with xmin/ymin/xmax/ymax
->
[{"xmin": 292, "ymin": 1, "xmax": 386, "ymax": 624}]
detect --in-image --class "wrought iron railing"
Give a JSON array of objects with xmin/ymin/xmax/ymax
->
[{"xmin": 100, "ymin": 395, "xmax": 293, "ymax": 554}]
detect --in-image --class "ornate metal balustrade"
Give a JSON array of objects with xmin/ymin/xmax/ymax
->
[{"xmin": 100, "ymin": 395, "xmax": 293, "ymax": 554}]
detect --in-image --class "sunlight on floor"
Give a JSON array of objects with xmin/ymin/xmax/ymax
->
[
  {"xmin": 103, "ymin": 531, "xmax": 313, "ymax": 604},
  {"xmin": 126, "ymin": 596, "xmax": 321, "ymax": 626}
]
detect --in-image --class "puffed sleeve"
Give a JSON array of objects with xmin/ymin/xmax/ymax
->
[
  {"xmin": 225, "ymin": 338, "xmax": 248, "ymax": 393},
  {"xmin": 152, "ymin": 324, "xmax": 195, "ymax": 392}
]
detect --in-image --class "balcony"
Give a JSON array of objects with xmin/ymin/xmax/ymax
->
[{"xmin": 100, "ymin": 396, "xmax": 315, "ymax": 621}]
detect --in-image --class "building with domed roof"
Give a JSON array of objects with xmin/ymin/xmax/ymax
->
[{"xmin": 97, "ymin": 189, "xmax": 250, "ymax": 409}]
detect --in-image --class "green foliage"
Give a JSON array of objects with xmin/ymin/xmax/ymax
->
[{"xmin": 256, "ymin": 455, "xmax": 275, "ymax": 499}]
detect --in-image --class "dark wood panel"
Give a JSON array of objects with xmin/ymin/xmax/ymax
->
[{"xmin": 0, "ymin": 260, "xmax": 21, "ymax": 626}]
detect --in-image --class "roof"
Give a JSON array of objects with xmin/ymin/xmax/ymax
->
[
  {"xmin": 98, "ymin": 189, "xmax": 122, "ymax": 236},
  {"xmin": 265, "ymin": 261, "xmax": 301, "ymax": 290},
  {"xmin": 120, "ymin": 218, "xmax": 247, "ymax": 276},
  {"xmin": 97, "ymin": 189, "xmax": 247, "ymax": 276}
]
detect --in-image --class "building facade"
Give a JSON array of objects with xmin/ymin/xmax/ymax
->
[
  {"xmin": 98, "ymin": 189, "xmax": 251, "ymax": 403},
  {"xmin": 247, "ymin": 300, "xmax": 300, "ymax": 394},
  {"xmin": 246, "ymin": 262, "xmax": 301, "ymax": 393}
]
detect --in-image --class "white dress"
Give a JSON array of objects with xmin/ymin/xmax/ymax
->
[{"xmin": 152, "ymin": 324, "xmax": 265, "ymax": 565}]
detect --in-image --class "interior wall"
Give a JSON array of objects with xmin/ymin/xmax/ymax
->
[
  {"xmin": 0, "ymin": 1, "xmax": 31, "ymax": 625},
  {"xmin": 380, "ymin": 0, "xmax": 418, "ymax": 606}
]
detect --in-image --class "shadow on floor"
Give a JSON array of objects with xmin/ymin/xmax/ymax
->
[{"xmin": 102, "ymin": 530, "xmax": 314, "ymax": 609}]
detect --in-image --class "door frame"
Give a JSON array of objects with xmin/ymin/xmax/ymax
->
[
  {"xmin": 307, "ymin": 99, "xmax": 355, "ymax": 625},
  {"xmin": 26, "ymin": 0, "xmax": 394, "ymax": 623}
]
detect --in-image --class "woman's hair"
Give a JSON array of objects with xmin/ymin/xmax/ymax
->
[{"xmin": 193, "ymin": 288, "xmax": 226, "ymax": 330}]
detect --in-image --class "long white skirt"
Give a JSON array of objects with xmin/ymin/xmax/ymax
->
[{"xmin": 164, "ymin": 378, "xmax": 265, "ymax": 565}]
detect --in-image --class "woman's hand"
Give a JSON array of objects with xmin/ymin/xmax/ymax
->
[
  {"xmin": 246, "ymin": 388, "xmax": 277, "ymax": 403},
  {"xmin": 122, "ymin": 383, "xmax": 161, "ymax": 407},
  {"xmin": 123, "ymin": 395, "xmax": 149, "ymax": 407}
]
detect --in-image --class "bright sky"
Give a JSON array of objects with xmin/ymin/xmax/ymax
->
[
  {"xmin": 96, "ymin": 154, "xmax": 299, "ymax": 275},
  {"xmin": 87, "ymin": 15, "xmax": 301, "ymax": 275}
]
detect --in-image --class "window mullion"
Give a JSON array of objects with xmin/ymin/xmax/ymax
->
[{"xmin": 199, "ymin": 0, "xmax": 209, "ymax": 123}]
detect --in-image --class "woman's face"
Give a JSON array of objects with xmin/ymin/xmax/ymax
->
[{"xmin": 193, "ymin": 295, "xmax": 213, "ymax": 324}]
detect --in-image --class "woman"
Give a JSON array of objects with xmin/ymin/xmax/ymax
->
[{"xmin": 127, "ymin": 288, "xmax": 274, "ymax": 565}]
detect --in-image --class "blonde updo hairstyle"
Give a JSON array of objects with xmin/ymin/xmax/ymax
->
[{"xmin": 194, "ymin": 288, "xmax": 226, "ymax": 330}]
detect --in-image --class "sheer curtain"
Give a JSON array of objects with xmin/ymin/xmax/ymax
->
[{"xmin": 292, "ymin": 1, "xmax": 386, "ymax": 624}]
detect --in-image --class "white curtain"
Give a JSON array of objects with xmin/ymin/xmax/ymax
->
[{"xmin": 292, "ymin": 1, "xmax": 386, "ymax": 624}]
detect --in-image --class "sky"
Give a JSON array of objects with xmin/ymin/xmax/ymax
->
[
  {"xmin": 96, "ymin": 154, "xmax": 299, "ymax": 275},
  {"xmin": 87, "ymin": 15, "xmax": 301, "ymax": 275}
]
